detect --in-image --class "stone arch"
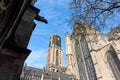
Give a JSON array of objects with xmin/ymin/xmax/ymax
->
[{"xmin": 105, "ymin": 46, "xmax": 120, "ymax": 80}]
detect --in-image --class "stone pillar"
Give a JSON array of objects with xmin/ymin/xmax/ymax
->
[
  {"xmin": 0, "ymin": 45, "xmax": 30, "ymax": 80},
  {"xmin": 0, "ymin": 0, "xmax": 47, "ymax": 80},
  {"xmin": 65, "ymin": 33, "xmax": 73, "ymax": 66}
]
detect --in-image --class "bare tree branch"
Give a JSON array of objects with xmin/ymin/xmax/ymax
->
[{"xmin": 70, "ymin": 0, "xmax": 120, "ymax": 31}]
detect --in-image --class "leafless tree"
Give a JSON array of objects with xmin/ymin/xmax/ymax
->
[{"xmin": 70, "ymin": 0, "xmax": 120, "ymax": 31}]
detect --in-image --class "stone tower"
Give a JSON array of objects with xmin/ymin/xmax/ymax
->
[
  {"xmin": 46, "ymin": 34, "xmax": 63, "ymax": 72},
  {"xmin": 0, "ymin": 0, "xmax": 47, "ymax": 80},
  {"xmin": 65, "ymin": 33, "xmax": 74, "ymax": 74}
]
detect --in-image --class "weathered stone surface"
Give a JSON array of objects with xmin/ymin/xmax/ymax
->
[
  {"xmin": 14, "ymin": 6, "xmax": 39, "ymax": 48},
  {"xmin": 70, "ymin": 22, "xmax": 120, "ymax": 80},
  {"xmin": 0, "ymin": 44, "xmax": 30, "ymax": 80},
  {"xmin": 0, "ymin": 0, "xmax": 31, "ymax": 48},
  {"xmin": 0, "ymin": 0, "xmax": 47, "ymax": 80}
]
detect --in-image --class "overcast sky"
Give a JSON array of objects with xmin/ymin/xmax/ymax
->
[{"xmin": 25, "ymin": 0, "xmax": 72, "ymax": 69}]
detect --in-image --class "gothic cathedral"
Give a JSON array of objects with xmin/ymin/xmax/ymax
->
[
  {"xmin": 46, "ymin": 22, "xmax": 120, "ymax": 80},
  {"xmin": 21, "ymin": 22, "xmax": 120, "ymax": 80}
]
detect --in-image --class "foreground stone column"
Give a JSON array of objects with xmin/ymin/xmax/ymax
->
[
  {"xmin": 0, "ymin": 45, "xmax": 30, "ymax": 80},
  {"xmin": 0, "ymin": 0, "xmax": 47, "ymax": 80}
]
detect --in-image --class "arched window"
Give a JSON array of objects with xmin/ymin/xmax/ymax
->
[
  {"xmin": 106, "ymin": 49, "xmax": 120, "ymax": 80},
  {"xmin": 56, "ymin": 50, "xmax": 59, "ymax": 66},
  {"xmin": 56, "ymin": 70, "xmax": 59, "ymax": 72},
  {"xmin": 75, "ymin": 40, "xmax": 87, "ymax": 80},
  {"xmin": 75, "ymin": 35, "xmax": 97, "ymax": 80},
  {"xmin": 80, "ymin": 36, "xmax": 97, "ymax": 80}
]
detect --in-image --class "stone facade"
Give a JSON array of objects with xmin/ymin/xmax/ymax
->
[
  {"xmin": 20, "ymin": 65, "xmax": 77, "ymax": 80},
  {"xmin": 67, "ymin": 22, "xmax": 120, "ymax": 80}
]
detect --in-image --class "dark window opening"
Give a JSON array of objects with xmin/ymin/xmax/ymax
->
[
  {"xmin": 106, "ymin": 49, "xmax": 120, "ymax": 80},
  {"xmin": 56, "ymin": 50, "xmax": 59, "ymax": 66}
]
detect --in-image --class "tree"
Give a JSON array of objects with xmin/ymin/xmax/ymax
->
[{"xmin": 70, "ymin": 0, "xmax": 120, "ymax": 31}]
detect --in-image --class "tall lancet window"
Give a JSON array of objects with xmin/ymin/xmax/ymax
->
[
  {"xmin": 80, "ymin": 35, "xmax": 97, "ymax": 80},
  {"xmin": 56, "ymin": 50, "xmax": 59, "ymax": 66},
  {"xmin": 75, "ymin": 40, "xmax": 87, "ymax": 80},
  {"xmin": 106, "ymin": 49, "xmax": 120, "ymax": 80}
]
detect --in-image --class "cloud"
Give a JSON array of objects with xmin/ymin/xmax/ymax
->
[
  {"xmin": 26, "ymin": 0, "xmax": 71, "ymax": 69},
  {"xmin": 25, "ymin": 49, "xmax": 47, "ymax": 68}
]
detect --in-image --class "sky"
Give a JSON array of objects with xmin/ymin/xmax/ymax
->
[
  {"xmin": 25, "ymin": 0, "xmax": 72, "ymax": 69},
  {"xmin": 25, "ymin": 0, "xmax": 120, "ymax": 69}
]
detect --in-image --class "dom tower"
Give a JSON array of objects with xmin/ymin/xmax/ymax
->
[{"xmin": 46, "ymin": 34, "xmax": 63, "ymax": 72}]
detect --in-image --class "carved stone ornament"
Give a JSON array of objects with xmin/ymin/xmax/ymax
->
[{"xmin": 0, "ymin": 0, "xmax": 10, "ymax": 22}]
